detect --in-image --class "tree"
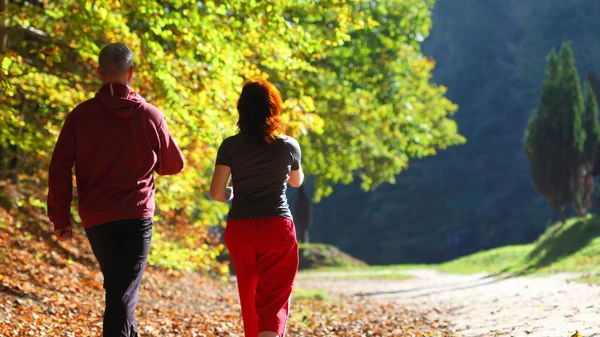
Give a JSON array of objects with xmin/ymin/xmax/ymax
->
[
  {"xmin": 304, "ymin": 0, "xmax": 600, "ymax": 265},
  {"xmin": 524, "ymin": 43, "xmax": 587, "ymax": 221},
  {"xmin": 0, "ymin": 0, "xmax": 8, "ymax": 179},
  {"xmin": 294, "ymin": 186, "xmax": 312, "ymax": 243},
  {"xmin": 573, "ymin": 81, "xmax": 600, "ymax": 213},
  {"xmin": 0, "ymin": 0, "xmax": 6, "ymax": 53},
  {"xmin": 588, "ymin": 73, "xmax": 600, "ymax": 179},
  {"xmin": 1, "ymin": 0, "xmax": 463, "ymax": 269},
  {"xmin": 288, "ymin": 0, "xmax": 465, "ymax": 201}
]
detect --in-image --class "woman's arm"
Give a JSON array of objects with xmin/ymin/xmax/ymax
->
[
  {"xmin": 210, "ymin": 165, "xmax": 233, "ymax": 202},
  {"xmin": 287, "ymin": 136, "xmax": 303, "ymax": 187},
  {"xmin": 289, "ymin": 165, "xmax": 304, "ymax": 187}
]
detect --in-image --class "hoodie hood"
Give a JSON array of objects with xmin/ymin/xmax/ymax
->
[{"xmin": 95, "ymin": 83, "xmax": 145, "ymax": 119}]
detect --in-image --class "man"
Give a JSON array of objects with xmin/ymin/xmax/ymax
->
[{"xmin": 47, "ymin": 42, "xmax": 185, "ymax": 337}]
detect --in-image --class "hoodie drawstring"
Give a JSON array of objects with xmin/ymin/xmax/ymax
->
[{"xmin": 110, "ymin": 83, "xmax": 114, "ymax": 96}]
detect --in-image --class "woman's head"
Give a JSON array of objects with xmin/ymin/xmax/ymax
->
[{"xmin": 237, "ymin": 80, "xmax": 285, "ymax": 144}]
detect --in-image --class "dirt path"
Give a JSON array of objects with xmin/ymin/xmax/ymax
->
[{"xmin": 295, "ymin": 269, "xmax": 600, "ymax": 337}]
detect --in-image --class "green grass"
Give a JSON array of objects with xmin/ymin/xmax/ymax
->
[
  {"xmin": 300, "ymin": 263, "xmax": 430, "ymax": 273},
  {"xmin": 577, "ymin": 273, "xmax": 600, "ymax": 284},
  {"xmin": 292, "ymin": 288, "xmax": 330, "ymax": 301},
  {"xmin": 299, "ymin": 215, "xmax": 600, "ymax": 282},
  {"xmin": 438, "ymin": 215, "xmax": 600, "ymax": 277},
  {"xmin": 438, "ymin": 245, "xmax": 533, "ymax": 274}
]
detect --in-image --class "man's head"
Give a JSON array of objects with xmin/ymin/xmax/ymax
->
[{"xmin": 97, "ymin": 43, "xmax": 134, "ymax": 86}]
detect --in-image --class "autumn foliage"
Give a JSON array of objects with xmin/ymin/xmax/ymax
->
[
  {"xmin": 1, "ymin": 1, "xmax": 462, "ymax": 270},
  {"xmin": 0, "ymin": 1, "xmax": 461, "ymax": 334}
]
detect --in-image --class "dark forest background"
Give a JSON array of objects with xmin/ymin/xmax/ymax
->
[{"xmin": 294, "ymin": 0, "xmax": 600, "ymax": 264}]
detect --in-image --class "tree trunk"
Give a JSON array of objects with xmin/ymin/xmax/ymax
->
[
  {"xmin": 0, "ymin": 0, "xmax": 7, "ymax": 54},
  {"xmin": 300, "ymin": 227, "xmax": 309, "ymax": 244},
  {"xmin": 294, "ymin": 185, "xmax": 312, "ymax": 244},
  {"xmin": 0, "ymin": 0, "xmax": 7, "ymax": 179},
  {"xmin": 559, "ymin": 205, "xmax": 566, "ymax": 224}
]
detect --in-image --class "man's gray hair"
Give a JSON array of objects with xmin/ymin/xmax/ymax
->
[{"xmin": 98, "ymin": 43, "xmax": 134, "ymax": 76}]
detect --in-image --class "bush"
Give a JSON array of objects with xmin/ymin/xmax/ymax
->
[{"xmin": 298, "ymin": 243, "xmax": 368, "ymax": 270}]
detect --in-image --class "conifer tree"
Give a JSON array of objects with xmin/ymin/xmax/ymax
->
[{"xmin": 524, "ymin": 42, "xmax": 587, "ymax": 221}]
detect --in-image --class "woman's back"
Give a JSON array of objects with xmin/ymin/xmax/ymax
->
[
  {"xmin": 216, "ymin": 134, "xmax": 301, "ymax": 220},
  {"xmin": 210, "ymin": 79, "xmax": 303, "ymax": 337}
]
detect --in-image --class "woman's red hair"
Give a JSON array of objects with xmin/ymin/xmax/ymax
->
[{"xmin": 236, "ymin": 80, "xmax": 285, "ymax": 145}]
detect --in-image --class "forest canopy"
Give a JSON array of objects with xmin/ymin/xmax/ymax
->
[{"xmin": 0, "ymin": 0, "xmax": 463, "ymax": 269}]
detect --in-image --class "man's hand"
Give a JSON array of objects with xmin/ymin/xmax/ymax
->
[{"xmin": 54, "ymin": 227, "xmax": 73, "ymax": 241}]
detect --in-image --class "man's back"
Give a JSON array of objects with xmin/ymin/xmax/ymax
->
[
  {"xmin": 46, "ymin": 42, "xmax": 185, "ymax": 337},
  {"xmin": 48, "ymin": 83, "xmax": 184, "ymax": 230}
]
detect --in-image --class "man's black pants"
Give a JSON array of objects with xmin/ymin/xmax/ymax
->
[{"xmin": 85, "ymin": 218, "xmax": 153, "ymax": 337}]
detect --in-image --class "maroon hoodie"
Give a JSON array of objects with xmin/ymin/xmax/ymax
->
[{"xmin": 47, "ymin": 83, "xmax": 185, "ymax": 230}]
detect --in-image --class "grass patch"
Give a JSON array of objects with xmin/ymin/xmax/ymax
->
[
  {"xmin": 303, "ymin": 263, "xmax": 430, "ymax": 273},
  {"xmin": 298, "ymin": 243, "xmax": 368, "ymax": 270},
  {"xmin": 292, "ymin": 288, "xmax": 330, "ymax": 301},
  {"xmin": 438, "ymin": 245, "xmax": 533, "ymax": 274},
  {"xmin": 438, "ymin": 215, "xmax": 600, "ymax": 277},
  {"xmin": 576, "ymin": 273, "xmax": 600, "ymax": 284},
  {"xmin": 297, "ymin": 215, "xmax": 600, "ymax": 281}
]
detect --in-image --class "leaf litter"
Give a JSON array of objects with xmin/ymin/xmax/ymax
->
[{"xmin": 0, "ymin": 208, "xmax": 454, "ymax": 336}]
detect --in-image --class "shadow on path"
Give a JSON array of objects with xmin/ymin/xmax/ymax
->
[{"xmin": 354, "ymin": 273, "xmax": 504, "ymax": 299}]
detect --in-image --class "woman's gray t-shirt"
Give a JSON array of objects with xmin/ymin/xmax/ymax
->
[{"xmin": 215, "ymin": 134, "xmax": 301, "ymax": 220}]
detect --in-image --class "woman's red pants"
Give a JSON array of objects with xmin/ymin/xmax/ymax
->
[{"xmin": 225, "ymin": 216, "xmax": 299, "ymax": 337}]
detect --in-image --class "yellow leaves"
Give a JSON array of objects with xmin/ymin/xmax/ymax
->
[
  {"xmin": 571, "ymin": 331, "xmax": 582, "ymax": 337},
  {"xmin": 280, "ymin": 96, "xmax": 324, "ymax": 137},
  {"xmin": 242, "ymin": 48, "xmax": 254, "ymax": 58},
  {"xmin": 1, "ymin": 56, "xmax": 14, "ymax": 75},
  {"xmin": 2, "ymin": 0, "xmax": 462, "ymax": 289}
]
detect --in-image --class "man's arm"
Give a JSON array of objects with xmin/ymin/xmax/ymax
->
[
  {"xmin": 47, "ymin": 113, "xmax": 76, "ymax": 234},
  {"xmin": 154, "ymin": 118, "xmax": 185, "ymax": 175}
]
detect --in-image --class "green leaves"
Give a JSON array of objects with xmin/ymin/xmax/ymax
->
[
  {"xmin": 583, "ymin": 81, "xmax": 600, "ymax": 155},
  {"xmin": 279, "ymin": 0, "xmax": 463, "ymax": 200},
  {"xmin": 524, "ymin": 42, "xmax": 598, "ymax": 218},
  {"xmin": 1, "ymin": 0, "xmax": 462, "ymax": 267}
]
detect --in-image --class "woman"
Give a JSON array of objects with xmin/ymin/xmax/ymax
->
[{"xmin": 210, "ymin": 80, "xmax": 304, "ymax": 337}]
